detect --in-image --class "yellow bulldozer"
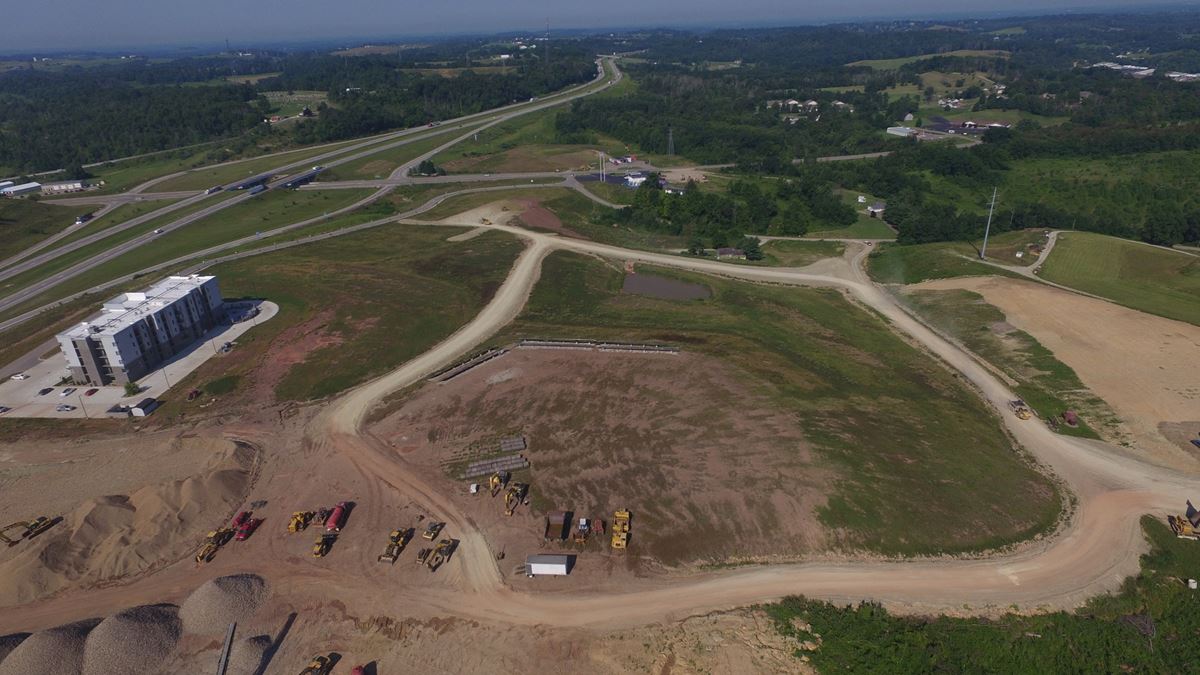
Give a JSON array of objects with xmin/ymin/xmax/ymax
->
[
  {"xmin": 504, "ymin": 483, "xmax": 529, "ymax": 517},
  {"xmin": 288, "ymin": 511, "xmax": 315, "ymax": 533},
  {"xmin": 0, "ymin": 517, "xmax": 56, "ymax": 546},
  {"xmin": 195, "ymin": 526, "xmax": 234, "ymax": 564},
  {"xmin": 377, "ymin": 528, "xmax": 414, "ymax": 564},
  {"xmin": 312, "ymin": 533, "xmax": 337, "ymax": 558},
  {"xmin": 1168, "ymin": 501, "xmax": 1200, "ymax": 540},
  {"xmin": 611, "ymin": 509, "xmax": 631, "ymax": 550},
  {"xmin": 426, "ymin": 538, "xmax": 458, "ymax": 572}
]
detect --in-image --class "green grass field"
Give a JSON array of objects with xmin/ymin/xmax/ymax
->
[
  {"xmin": 326, "ymin": 126, "xmax": 477, "ymax": 179},
  {"xmin": 752, "ymin": 239, "xmax": 845, "ymax": 266},
  {"xmin": 901, "ymin": 287, "xmax": 1117, "ymax": 438},
  {"xmin": 490, "ymin": 251, "xmax": 1060, "ymax": 556},
  {"xmin": 1039, "ymin": 232, "xmax": 1200, "ymax": 326},
  {"xmin": 867, "ymin": 230, "xmax": 1048, "ymax": 284},
  {"xmin": 849, "ymin": 49, "xmax": 1010, "ymax": 70},
  {"xmin": 166, "ymin": 226, "xmax": 523, "ymax": 404},
  {"xmin": 767, "ymin": 517, "xmax": 1200, "ymax": 673},
  {"xmin": 0, "ymin": 200, "xmax": 96, "ymax": 263}
]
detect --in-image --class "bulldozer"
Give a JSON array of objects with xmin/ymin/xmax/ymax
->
[
  {"xmin": 195, "ymin": 526, "xmax": 235, "ymax": 564},
  {"xmin": 299, "ymin": 655, "xmax": 335, "ymax": 675},
  {"xmin": 422, "ymin": 521, "xmax": 445, "ymax": 541},
  {"xmin": 611, "ymin": 509, "xmax": 631, "ymax": 550},
  {"xmin": 288, "ymin": 511, "xmax": 315, "ymax": 533},
  {"xmin": 1008, "ymin": 399, "xmax": 1033, "ymax": 420},
  {"xmin": 415, "ymin": 547, "xmax": 433, "ymax": 565},
  {"xmin": 426, "ymin": 538, "xmax": 458, "ymax": 572},
  {"xmin": 312, "ymin": 533, "xmax": 337, "ymax": 558},
  {"xmin": 377, "ymin": 528, "xmax": 414, "ymax": 564},
  {"xmin": 0, "ymin": 517, "xmax": 56, "ymax": 546},
  {"xmin": 504, "ymin": 483, "xmax": 529, "ymax": 517},
  {"xmin": 1168, "ymin": 501, "xmax": 1200, "ymax": 540}
]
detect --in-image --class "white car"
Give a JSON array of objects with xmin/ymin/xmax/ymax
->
[
  {"xmin": 10, "ymin": 373, "xmax": 28, "ymax": 380},
  {"xmin": 59, "ymin": 387, "xmax": 76, "ymax": 397},
  {"xmin": 55, "ymin": 404, "xmax": 76, "ymax": 413}
]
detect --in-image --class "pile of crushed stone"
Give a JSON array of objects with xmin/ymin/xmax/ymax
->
[
  {"xmin": 179, "ymin": 574, "xmax": 270, "ymax": 636},
  {"xmin": 82, "ymin": 604, "xmax": 181, "ymax": 675},
  {"xmin": 0, "ymin": 618, "xmax": 99, "ymax": 675}
]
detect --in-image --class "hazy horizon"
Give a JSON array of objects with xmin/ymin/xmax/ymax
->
[{"xmin": 1, "ymin": 1, "xmax": 1190, "ymax": 54}]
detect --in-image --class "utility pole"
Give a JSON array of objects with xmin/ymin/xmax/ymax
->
[
  {"xmin": 979, "ymin": 186, "xmax": 998, "ymax": 260},
  {"xmin": 599, "ymin": 152, "xmax": 605, "ymax": 182}
]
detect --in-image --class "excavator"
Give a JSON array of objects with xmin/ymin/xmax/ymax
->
[
  {"xmin": 312, "ymin": 533, "xmax": 337, "ymax": 558},
  {"xmin": 195, "ymin": 527, "xmax": 235, "ymax": 564},
  {"xmin": 611, "ymin": 509, "xmax": 631, "ymax": 549},
  {"xmin": 299, "ymin": 654, "xmax": 335, "ymax": 675},
  {"xmin": 377, "ymin": 528, "xmax": 414, "ymax": 564},
  {"xmin": 504, "ymin": 483, "xmax": 529, "ymax": 517},
  {"xmin": 426, "ymin": 538, "xmax": 458, "ymax": 572},
  {"xmin": 288, "ymin": 511, "xmax": 315, "ymax": 533},
  {"xmin": 0, "ymin": 516, "xmax": 56, "ymax": 546},
  {"xmin": 488, "ymin": 471, "xmax": 509, "ymax": 497}
]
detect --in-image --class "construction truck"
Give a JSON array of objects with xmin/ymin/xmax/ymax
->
[
  {"xmin": 573, "ymin": 518, "xmax": 591, "ymax": 544},
  {"xmin": 299, "ymin": 655, "xmax": 335, "ymax": 675},
  {"xmin": 377, "ymin": 528, "xmax": 414, "ymax": 564},
  {"xmin": 288, "ymin": 511, "xmax": 315, "ymax": 533},
  {"xmin": 312, "ymin": 533, "xmax": 337, "ymax": 558},
  {"xmin": 422, "ymin": 521, "xmax": 445, "ymax": 541},
  {"xmin": 0, "ymin": 516, "xmax": 56, "ymax": 546},
  {"xmin": 1168, "ymin": 501, "xmax": 1200, "ymax": 540},
  {"xmin": 504, "ymin": 483, "xmax": 529, "ymax": 517},
  {"xmin": 195, "ymin": 527, "xmax": 235, "ymax": 564},
  {"xmin": 611, "ymin": 509, "xmax": 631, "ymax": 549},
  {"xmin": 426, "ymin": 538, "xmax": 458, "ymax": 572},
  {"xmin": 1008, "ymin": 399, "xmax": 1033, "ymax": 420}
]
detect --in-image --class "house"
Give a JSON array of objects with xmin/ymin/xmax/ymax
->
[
  {"xmin": 867, "ymin": 202, "xmax": 886, "ymax": 218},
  {"xmin": 832, "ymin": 100, "xmax": 854, "ymax": 111},
  {"xmin": 526, "ymin": 554, "xmax": 574, "ymax": 577},
  {"xmin": 903, "ymin": 112, "xmax": 915, "ymax": 122},
  {"xmin": 715, "ymin": 247, "xmax": 746, "ymax": 259}
]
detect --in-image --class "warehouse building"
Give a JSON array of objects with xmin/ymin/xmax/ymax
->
[
  {"xmin": 1, "ymin": 182, "xmax": 42, "ymax": 197},
  {"xmin": 56, "ymin": 275, "xmax": 226, "ymax": 386}
]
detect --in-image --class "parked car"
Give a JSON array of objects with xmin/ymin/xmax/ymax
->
[
  {"xmin": 55, "ymin": 404, "xmax": 76, "ymax": 412},
  {"xmin": 0, "ymin": 406, "xmax": 11, "ymax": 414},
  {"xmin": 38, "ymin": 388, "xmax": 54, "ymax": 396},
  {"xmin": 59, "ymin": 387, "xmax": 76, "ymax": 397},
  {"xmin": 10, "ymin": 373, "xmax": 28, "ymax": 380},
  {"xmin": 84, "ymin": 388, "xmax": 98, "ymax": 396}
]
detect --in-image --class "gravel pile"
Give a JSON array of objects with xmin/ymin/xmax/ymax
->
[
  {"xmin": 0, "ymin": 618, "xmax": 99, "ymax": 675},
  {"xmin": 0, "ymin": 634, "xmax": 29, "ymax": 664},
  {"xmin": 82, "ymin": 604, "xmax": 181, "ymax": 675},
  {"xmin": 227, "ymin": 635, "xmax": 272, "ymax": 675},
  {"xmin": 180, "ymin": 574, "xmax": 269, "ymax": 636}
]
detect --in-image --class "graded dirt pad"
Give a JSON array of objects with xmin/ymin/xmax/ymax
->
[
  {"xmin": 622, "ymin": 272, "xmax": 712, "ymax": 300},
  {"xmin": 661, "ymin": 167, "xmax": 712, "ymax": 184},
  {"xmin": 82, "ymin": 604, "xmax": 181, "ymax": 675},
  {"xmin": 179, "ymin": 574, "xmax": 270, "ymax": 636},
  {"xmin": 374, "ymin": 349, "xmax": 830, "ymax": 567},
  {"xmin": 0, "ymin": 618, "xmax": 99, "ymax": 675},
  {"xmin": 0, "ymin": 440, "xmax": 255, "ymax": 607},
  {"xmin": 514, "ymin": 198, "xmax": 585, "ymax": 238},
  {"xmin": 912, "ymin": 276, "xmax": 1200, "ymax": 467}
]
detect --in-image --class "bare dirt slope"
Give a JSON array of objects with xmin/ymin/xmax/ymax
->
[
  {"xmin": 0, "ymin": 438, "xmax": 255, "ymax": 607},
  {"xmin": 374, "ymin": 348, "xmax": 828, "ymax": 567},
  {"xmin": 912, "ymin": 276, "xmax": 1200, "ymax": 468}
]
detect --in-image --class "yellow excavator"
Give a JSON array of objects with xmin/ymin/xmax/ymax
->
[
  {"xmin": 611, "ymin": 509, "xmax": 631, "ymax": 549},
  {"xmin": 504, "ymin": 483, "xmax": 529, "ymax": 517},
  {"xmin": 288, "ymin": 511, "xmax": 315, "ymax": 533},
  {"xmin": 195, "ymin": 526, "xmax": 234, "ymax": 564},
  {"xmin": 0, "ymin": 517, "xmax": 56, "ymax": 546},
  {"xmin": 488, "ymin": 471, "xmax": 507, "ymax": 497},
  {"xmin": 377, "ymin": 528, "xmax": 414, "ymax": 564},
  {"xmin": 299, "ymin": 655, "xmax": 335, "ymax": 675},
  {"xmin": 426, "ymin": 538, "xmax": 458, "ymax": 572}
]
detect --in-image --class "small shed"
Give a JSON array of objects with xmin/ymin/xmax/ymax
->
[
  {"xmin": 526, "ymin": 554, "xmax": 574, "ymax": 577},
  {"xmin": 131, "ymin": 397, "xmax": 160, "ymax": 417}
]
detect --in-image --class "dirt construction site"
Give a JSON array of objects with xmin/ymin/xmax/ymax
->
[{"xmin": 0, "ymin": 195, "xmax": 1198, "ymax": 673}]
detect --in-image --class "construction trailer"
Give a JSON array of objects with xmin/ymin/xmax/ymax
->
[{"xmin": 526, "ymin": 554, "xmax": 574, "ymax": 577}]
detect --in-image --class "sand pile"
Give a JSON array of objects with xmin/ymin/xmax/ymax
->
[
  {"xmin": 82, "ymin": 604, "xmax": 181, "ymax": 675},
  {"xmin": 0, "ymin": 442, "xmax": 255, "ymax": 607},
  {"xmin": 0, "ymin": 618, "xmax": 99, "ymax": 675},
  {"xmin": 227, "ymin": 635, "xmax": 272, "ymax": 675},
  {"xmin": 180, "ymin": 574, "xmax": 270, "ymax": 636}
]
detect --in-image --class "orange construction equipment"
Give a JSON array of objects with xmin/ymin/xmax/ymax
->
[{"xmin": 611, "ymin": 509, "xmax": 631, "ymax": 549}]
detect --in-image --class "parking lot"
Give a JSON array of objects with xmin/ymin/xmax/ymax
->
[{"xmin": 0, "ymin": 301, "xmax": 278, "ymax": 418}]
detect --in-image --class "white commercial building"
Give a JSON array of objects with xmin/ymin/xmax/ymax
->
[
  {"xmin": 40, "ymin": 180, "xmax": 86, "ymax": 195},
  {"xmin": 56, "ymin": 275, "xmax": 225, "ymax": 386},
  {"xmin": 1, "ymin": 182, "xmax": 41, "ymax": 197}
]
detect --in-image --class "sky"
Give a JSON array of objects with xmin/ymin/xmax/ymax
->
[{"xmin": 0, "ymin": 1, "xmax": 1184, "ymax": 53}]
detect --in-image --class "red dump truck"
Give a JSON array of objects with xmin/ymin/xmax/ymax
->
[{"xmin": 325, "ymin": 502, "xmax": 348, "ymax": 532}]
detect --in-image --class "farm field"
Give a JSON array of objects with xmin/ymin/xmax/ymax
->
[
  {"xmin": 373, "ymin": 251, "xmax": 1062, "ymax": 564},
  {"xmin": 1039, "ymin": 232, "xmax": 1200, "ymax": 326},
  {"xmin": 432, "ymin": 108, "xmax": 617, "ymax": 174}
]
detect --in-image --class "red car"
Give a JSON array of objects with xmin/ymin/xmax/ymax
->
[
  {"xmin": 235, "ymin": 518, "xmax": 262, "ymax": 541},
  {"xmin": 84, "ymin": 388, "xmax": 98, "ymax": 397},
  {"xmin": 232, "ymin": 511, "xmax": 251, "ymax": 528}
]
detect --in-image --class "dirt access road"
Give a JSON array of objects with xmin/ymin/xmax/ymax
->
[{"xmin": 3, "ymin": 213, "xmax": 1194, "ymax": 635}]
